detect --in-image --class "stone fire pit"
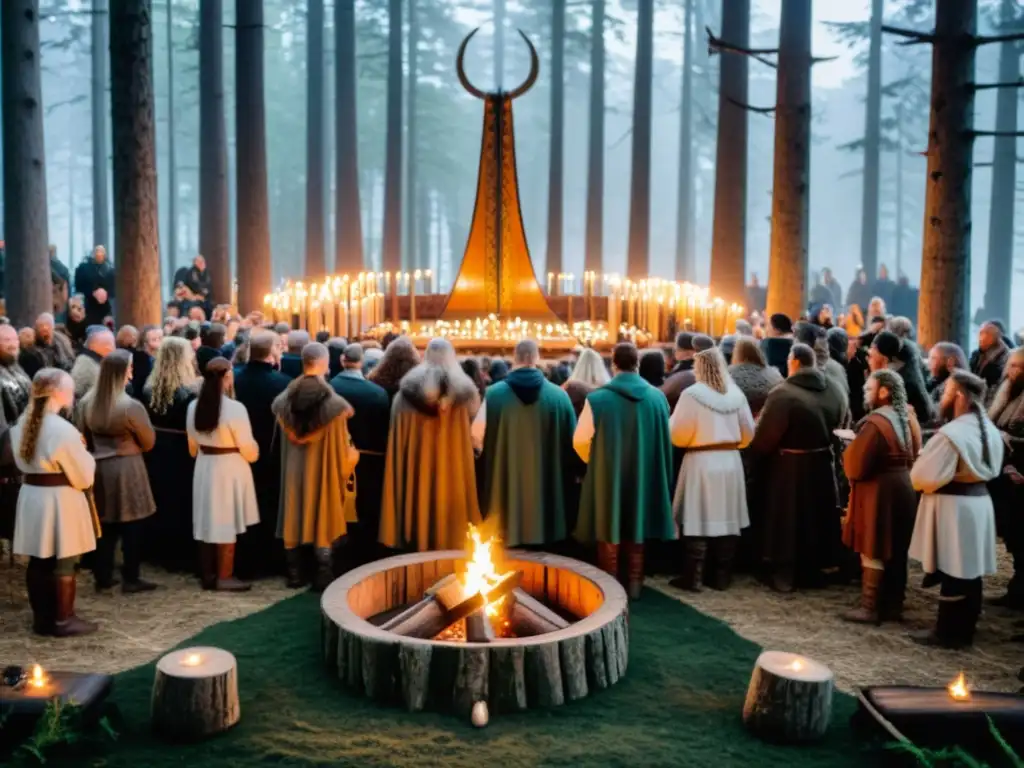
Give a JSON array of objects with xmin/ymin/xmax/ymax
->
[{"xmin": 320, "ymin": 550, "xmax": 629, "ymax": 715}]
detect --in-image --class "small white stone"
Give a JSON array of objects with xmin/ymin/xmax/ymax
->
[{"xmin": 471, "ymin": 700, "xmax": 489, "ymax": 728}]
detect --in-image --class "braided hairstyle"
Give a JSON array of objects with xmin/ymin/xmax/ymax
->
[
  {"xmin": 694, "ymin": 347, "xmax": 729, "ymax": 395},
  {"xmin": 948, "ymin": 369, "xmax": 991, "ymax": 470},
  {"xmin": 19, "ymin": 368, "xmax": 69, "ymax": 463},
  {"xmin": 868, "ymin": 368, "xmax": 910, "ymax": 448}
]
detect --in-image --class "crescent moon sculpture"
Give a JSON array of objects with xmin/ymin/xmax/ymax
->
[{"xmin": 456, "ymin": 28, "xmax": 540, "ymax": 100}]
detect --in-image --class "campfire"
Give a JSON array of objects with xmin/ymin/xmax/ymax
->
[{"xmin": 379, "ymin": 525, "xmax": 569, "ymax": 642}]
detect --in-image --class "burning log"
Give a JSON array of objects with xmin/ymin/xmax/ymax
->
[
  {"xmin": 465, "ymin": 610, "xmax": 495, "ymax": 643},
  {"xmin": 509, "ymin": 588, "xmax": 570, "ymax": 635}
]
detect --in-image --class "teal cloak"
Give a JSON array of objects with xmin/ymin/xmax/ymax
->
[
  {"xmin": 575, "ymin": 372, "xmax": 676, "ymax": 545},
  {"xmin": 481, "ymin": 367, "xmax": 577, "ymax": 547}
]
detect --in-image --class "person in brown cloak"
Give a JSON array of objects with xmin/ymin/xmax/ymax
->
[{"xmin": 273, "ymin": 343, "xmax": 358, "ymax": 590}]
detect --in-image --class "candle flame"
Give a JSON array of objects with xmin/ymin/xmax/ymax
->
[
  {"xmin": 789, "ymin": 659, "xmax": 803, "ymax": 672},
  {"xmin": 30, "ymin": 664, "xmax": 46, "ymax": 688},
  {"xmin": 948, "ymin": 671, "xmax": 970, "ymax": 701},
  {"xmin": 182, "ymin": 653, "xmax": 203, "ymax": 667}
]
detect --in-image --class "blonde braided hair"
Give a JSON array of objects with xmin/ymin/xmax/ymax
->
[
  {"xmin": 19, "ymin": 368, "xmax": 68, "ymax": 463},
  {"xmin": 694, "ymin": 347, "xmax": 729, "ymax": 395}
]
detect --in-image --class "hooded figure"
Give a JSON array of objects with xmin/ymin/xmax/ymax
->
[
  {"xmin": 273, "ymin": 343, "xmax": 358, "ymax": 589},
  {"xmin": 379, "ymin": 338, "xmax": 482, "ymax": 552},
  {"xmin": 574, "ymin": 343, "xmax": 675, "ymax": 599},
  {"xmin": 471, "ymin": 340, "xmax": 577, "ymax": 548}
]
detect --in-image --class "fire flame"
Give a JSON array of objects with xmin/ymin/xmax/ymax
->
[
  {"xmin": 30, "ymin": 664, "xmax": 46, "ymax": 689},
  {"xmin": 463, "ymin": 525, "xmax": 507, "ymax": 617},
  {"xmin": 948, "ymin": 671, "xmax": 970, "ymax": 701}
]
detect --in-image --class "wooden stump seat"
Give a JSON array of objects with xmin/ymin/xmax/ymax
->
[
  {"xmin": 742, "ymin": 650, "xmax": 834, "ymax": 744},
  {"xmin": 320, "ymin": 550, "xmax": 629, "ymax": 715},
  {"xmin": 151, "ymin": 647, "xmax": 240, "ymax": 741}
]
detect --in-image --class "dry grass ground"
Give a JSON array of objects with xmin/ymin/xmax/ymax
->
[{"xmin": 1, "ymin": 548, "xmax": 1021, "ymax": 695}]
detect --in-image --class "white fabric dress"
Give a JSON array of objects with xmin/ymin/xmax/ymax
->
[
  {"xmin": 908, "ymin": 413, "xmax": 1003, "ymax": 580},
  {"xmin": 187, "ymin": 396, "xmax": 260, "ymax": 544},
  {"xmin": 670, "ymin": 381, "xmax": 755, "ymax": 537},
  {"xmin": 12, "ymin": 412, "xmax": 97, "ymax": 559}
]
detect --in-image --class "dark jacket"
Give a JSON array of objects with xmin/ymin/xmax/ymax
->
[
  {"xmin": 131, "ymin": 350, "xmax": 154, "ymax": 399},
  {"xmin": 760, "ymin": 337, "xmax": 793, "ymax": 381},
  {"xmin": 279, "ymin": 353, "xmax": 304, "ymax": 380},
  {"xmin": 846, "ymin": 279, "xmax": 872, "ymax": 313},
  {"xmin": 195, "ymin": 344, "xmax": 225, "ymax": 376},
  {"xmin": 969, "ymin": 342, "xmax": 1010, "ymax": 406},
  {"xmin": 74, "ymin": 258, "xmax": 115, "ymax": 325}
]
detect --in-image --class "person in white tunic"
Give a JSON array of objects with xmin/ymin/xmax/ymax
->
[
  {"xmin": 908, "ymin": 369, "xmax": 1003, "ymax": 649},
  {"xmin": 187, "ymin": 356, "xmax": 259, "ymax": 591},
  {"xmin": 668, "ymin": 347, "xmax": 755, "ymax": 591},
  {"xmin": 12, "ymin": 368, "xmax": 98, "ymax": 637}
]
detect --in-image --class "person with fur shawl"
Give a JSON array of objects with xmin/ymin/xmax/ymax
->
[
  {"xmin": 727, "ymin": 337, "xmax": 783, "ymax": 417},
  {"xmin": 272, "ymin": 343, "xmax": 357, "ymax": 590},
  {"xmin": 379, "ymin": 338, "xmax": 482, "ymax": 552}
]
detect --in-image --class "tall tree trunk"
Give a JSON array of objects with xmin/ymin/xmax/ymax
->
[
  {"xmin": 1, "ymin": 0, "xmax": 51, "ymax": 326},
  {"xmin": 235, "ymin": 0, "xmax": 272, "ymax": 313},
  {"xmin": 625, "ymin": 0, "xmax": 654, "ymax": 280},
  {"xmin": 110, "ymin": 0, "xmax": 162, "ymax": 328},
  {"xmin": 335, "ymin": 0, "xmax": 364, "ymax": 273},
  {"xmin": 675, "ymin": 0, "xmax": 695, "ymax": 282},
  {"xmin": 199, "ymin": 0, "xmax": 230, "ymax": 303},
  {"xmin": 68, "ymin": 157, "xmax": 75, "ymax": 265},
  {"xmin": 166, "ymin": 0, "xmax": 177, "ymax": 288},
  {"xmin": 983, "ymin": 0, "xmax": 1018, "ymax": 326},
  {"xmin": 918, "ymin": 0, "xmax": 976, "ymax": 348},
  {"xmin": 417, "ymin": 184, "xmax": 430, "ymax": 277},
  {"xmin": 584, "ymin": 0, "xmax": 605, "ymax": 274},
  {"xmin": 709, "ymin": 0, "xmax": 749, "ymax": 306},
  {"xmin": 765, "ymin": 0, "xmax": 812, "ymax": 321},
  {"xmin": 859, "ymin": 0, "xmax": 883, "ymax": 282},
  {"xmin": 380, "ymin": 0, "xmax": 403, "ymax": 275},
  {"xmin": 494, "ymin": 0, "xmax": 506, "ymax": 89},
  {"xmin": 895, "ymin": 98, "xmax": 904, "ymax": 278},
  {"xmin": 546, "ymin": 0, "xmax": 566, "ymax": 278},
  {"xmin": 305, "ymin": 0, "xmax": 325, "ymax": 277},
  {"xmin": 405, "ymin": 0, "xmax": 419, "ymax": 270},
  {"xmin": 92, "ymin": 0, "xmax": 110, "ymax": 251}
]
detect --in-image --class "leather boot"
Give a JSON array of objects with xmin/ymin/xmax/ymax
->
[
  {"xmin": 199, "ymin": 542, "xmax": 218, "ymax": 590},
  {"xmin": 842, "ymin": 567, "xmax": 882, "ymax": 624},
  {"xmin": 707, "ymin": 537, "xmax": 737, "ymax": 591},
  {"xmin": 879, "ymin": 567, "xmax": 907, "ymax": 623},
  {"xmin": 596, "ymin": 542, "xmax": 619, "ymax": 580},
  {"xmin": 670, "ymin": 537, "xmax": 706, "ymax": 592},
  {"xmin": 215, "ymin": 544, "xmax": 251, "ymax": 592},
  {"xmin": 53, "ymin": 575, "xmax": 97, "ymax": 637},
  {"xmin": 910, "ymin": 595, "xmax": 971, "ymax": 649},
  {"xmin": 285, "ymin": 548, "xmax": 307, "ymax": 589},
  {"xmin": 26, "ymin": 560, "xmax": 55, "ymax": 636},
  {"xmin": 623, "ymin": 542, "xmax": 644, "ymax": 600},
  {"xmin": 312, "ymin": 548, "xmax": 334, "ymax": 592}
]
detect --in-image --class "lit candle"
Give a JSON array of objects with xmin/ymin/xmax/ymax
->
[
  {"xmin": 948, "ymin": 671, "xmax": 970, "ymax": 701},
  {"xmin": 30, "ymin": 664, "xmax": 47, "ymax": 689},
  {"xmin": 181, "ymin": 652, "xmax": 203, "ymax": 668}
]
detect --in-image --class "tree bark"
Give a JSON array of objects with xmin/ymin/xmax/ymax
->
[
  {"xmin": 675, "ymin": 0, "xmax": 695, "ymax": 282},
  {"xmin": 305, "ymin": 0, "xmax": 325, "ymax": 278},
  {"xmin": 742, "ymin": 651, "xmax": 834, "ymax": 743},
  {"xmin": 199, "ymin": 0, "xmax": 230, "ymax": 304},
  {"xmin": 92, "ymin": 0, "xmax": 110, "ymax": 253},
  {"xmin": 709, "ymin": 0, "xmax": 750, "ymax": 307},
  {"xmin": 404, "ymin": 0, "xmax": 419, "ymax": 270},
  {"xmin": 151, "ymin": 648, "xmax": 240, "ymax": 740},
  {"xmin": 380, "ymin": 0, "xmax": 403, "ymax": 275},
  {"xmin": 583, "ymin": 0, "xmax": 605, "ymax": 275},
  {"xmin": 917, "ymin": 0, "xmax": 976, "ymax": 349},
  {"xmin": 546, "ymin": 0, "xmax": 566, "ymax": 278},
  {"xmin": 235, "ymin": 0, "xmax": 272, "ymax": 313},
  {"xmin": 110, "ymin": 0, "xmax": 162, "ymax": 328},
  {"xmin": 625, "ymin": 0, "xmax": 654, "ymax": 280},
  {"xmin": 335, "ymin": 0, "xmax": 364, "ymax": 274},
  {"xmin": 859, "ymin": 0, "xmax": 883, "ymax": 282},
  {"xmin": 165, "ymin": 0, "xmax": 177, "ymax": 289},
  {"xmin": 982, "ymin": 0, "xmax": 1019, "ymax": 326},
  {"xmin": 1, "ymin": 0, "xmax": 52, "ymax": 327},
  {"xmin": 765, "ymin": 0, "xmax": 812, "ymax": 322}
]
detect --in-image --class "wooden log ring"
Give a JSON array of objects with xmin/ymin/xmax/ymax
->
[
  {"xmin": 321, "ymin": 550, "xmax": 629, "ymax": 714},
  {"xmin": 151, "ymin": 647, "xmax": 240, "ymax": 741},
  {"xmin": 742, "ymin": 650, "xmax": 834, "ymax": 744}
]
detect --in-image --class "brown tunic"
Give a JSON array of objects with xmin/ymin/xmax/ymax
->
[{"xmin": 842, "ymin": 410, "xmax": 922, "ymax": 561}]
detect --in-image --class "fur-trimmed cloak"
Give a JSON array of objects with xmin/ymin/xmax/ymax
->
[
  {"xmin": 379, "ymin": 364, "xmax": 482, "ymax": 551},
  {"xmin": 272, "ymin": 375, "xmax": 358, "ymax": 550}
]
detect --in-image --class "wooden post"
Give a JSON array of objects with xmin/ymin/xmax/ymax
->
[
  {"xmin": 742, "ymin": 650, "xmax": 834, "ymax": 743},
  {"xmin": 151, "ymin": 647, "xmax": 240, "ymax": 741}
]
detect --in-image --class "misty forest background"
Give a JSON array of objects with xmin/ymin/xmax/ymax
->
[{"xmin": 10, "ymin": 0, "xmax": 1024, "ymax": 330}]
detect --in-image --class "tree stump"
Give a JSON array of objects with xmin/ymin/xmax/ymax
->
[
  {"xmin": 151, "ymin": 647, "xmax": 240, "ymax": 741},
  {"xmin": 742, "ymin": 650, "xmax": 834, "ymax": 744}
]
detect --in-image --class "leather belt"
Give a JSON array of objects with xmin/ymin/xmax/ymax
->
[
  {"xmin": 685, "ymin": 442, "xmax": 741, "ymax": 453},
  {"xmin": 24, "ymin": 473, "xmax": 71, "ymax": 487},
  {"xmin": 199, "ymin": 446, "xmax": 240, "ymax": 456},
  {"xmin": 779, "ymin": 446, "xmax": 831, "ymax": 455},
  {"xmin": 936, "ymin": 481, "xmax": 988, "ymax": 497}
]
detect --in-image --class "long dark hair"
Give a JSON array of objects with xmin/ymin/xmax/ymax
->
[
  {"xmin": 83, "ymin": 348, "xmax": 132, "ymax": 433},
  {"xmin": 194, "ymin": 357, "xmax": 232, "ymax": 433}
]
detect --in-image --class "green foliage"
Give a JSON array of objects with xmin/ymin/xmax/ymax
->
[
  {"xmin": 884, "ymin": 717, "xmax": 1023, "ymax": 768},
  {"xmin": 12, "ymin": 699, "xmax": 118, "ymax": 766}
]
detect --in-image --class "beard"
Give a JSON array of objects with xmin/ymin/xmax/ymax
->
[{"xmin": 0, "ymin": 351, "xmax": 16, "ymax": 367}]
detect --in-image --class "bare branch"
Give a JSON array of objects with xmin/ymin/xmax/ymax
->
[
  {"xmin": 881, "ymin": 25, "xmax": 935, "ymax": 44},
  {"xmin": 812, "ymin": 55, "xmax": 840, "ymax": 65},
  {"xmin": 970, "ymin": 79, "xmax": 1024, "ymax": 91},
  {"xmin": 706, "ymin": 26, "xmax": 778, "ymax": 68},
  {"xmin": 970, "ymin": 130, "xmax": 1024, "ymax": 138},
  {"xmin": 973, "ymin": 31, "xmax": 1024, "ymax": 46},
  {"xmin": 726, "ymin": 96, "xmax": 776, "ymax": 115}
]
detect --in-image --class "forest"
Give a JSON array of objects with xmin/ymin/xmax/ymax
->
[{"xmin": 1, "ymin": 0, "xmax": 1023, "ymax": 343}]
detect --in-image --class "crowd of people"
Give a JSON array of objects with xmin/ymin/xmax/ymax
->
[{"xmin": 0, "ymin": 258, "xmax": 1021, "ymax": 684}]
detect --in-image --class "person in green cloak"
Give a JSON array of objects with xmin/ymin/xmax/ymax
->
[
  {"xmin": 573, "ymin": 342, "xmax": 676, "ymax": 599},
  {"xmin": 471, "ymin": 339, "xmax": 577, "ymax": 548}
]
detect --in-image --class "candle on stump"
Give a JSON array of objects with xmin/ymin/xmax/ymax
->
[{"xmin": 742, "ymin": 650, "xmax": 834, "ymax": 744}]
